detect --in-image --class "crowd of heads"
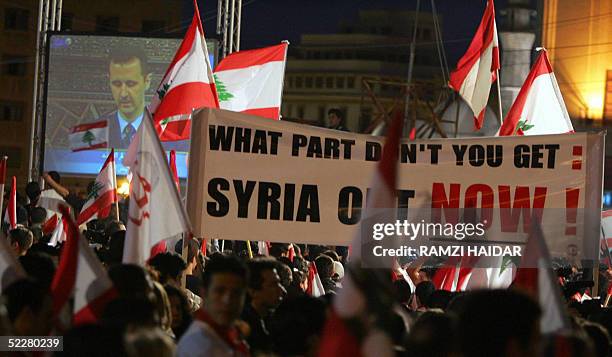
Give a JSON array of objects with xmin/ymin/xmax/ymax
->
[{"xmin": 1, "ymin": 174, "xmax": 612, "ymax": 356}]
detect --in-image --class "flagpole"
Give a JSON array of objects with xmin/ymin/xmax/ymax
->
[
  {"xmin": 496, "ymin": 69, "xmax": 503, "ymax": 125},
  {"xmin": 111, "ymin": 149, "xmax": 119, "ymax": 221}
]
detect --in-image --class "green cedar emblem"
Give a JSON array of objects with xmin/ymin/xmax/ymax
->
[
  {"xmin": 517, "ymin": 120, "xmax": 535, "ymax": 133},
  {"xmin": 87, "ymin": 181, "xmax": 103, "ymax": 200},
  {"xmin": 214, "ymin": 74, "xmax": 234, "ymax": 102},
  {"xmin": 82, "ymin": 130, "xmax": 96, "ymax": 146},
  {"xmin": 157, "ymin": 82, "xmax": 171, "ymax": 100}
]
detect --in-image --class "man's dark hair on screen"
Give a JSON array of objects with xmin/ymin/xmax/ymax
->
[{"xmin": 108, "ymin": 46, "xmax": 150, "ymax": 75}]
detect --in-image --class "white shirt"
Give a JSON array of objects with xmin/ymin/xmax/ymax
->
[
  {"xmin": 177, "ymin": 320, "xmax": 249, "ymax": 357},
  {"xmin": 117, "ymin": 112, "xmax": 143, "ymax": 134}
]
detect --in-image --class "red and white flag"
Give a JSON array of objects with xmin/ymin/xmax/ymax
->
[
  {"xmin": 0, "ymin": 156, "xmax": 6, "ymax": 223},
  {"xmin": 214, "ymin": 43, "xmax": 288, "ymax": 120},
  {"xmin": 497, "ymin": 50, "xmax": 574, "ymax": 136},
  {"xmin": 50, "ymin": 205, "xmax": 116, "ymax": 324},
  {"xmin": 150, "ymin": 0, "xmax": 219, "ymax": 141},
  {"xmin": 3, "ymin": 176, "xmax": 16, "ymax": 229},
  {"xmin": 73, "ymin": 230, "xmax": 118, "ymax": 325},
  {"xmin": 0, "ymin": 227, "xmax": 26, "ymax": 291},
  {"xmin": 306, "ymin": 262, "xmax": 325, "ymax": 297},
  {"xmin": 513, "ymin": 221, "xmax": 570, "ymax": 334},
  {"xmin": 123, "ymin": 113, "xmax": 191, "ymax": 265},
  {"xmin": 48, "ymin": 214, "xmax": 69, "ymax": 247},
  {"xmin": 69, "ymin": 120, "xmax": 108, "ymax": 152},
  {"xmin": 448, "ymin": 0, "xmax": 499, "ymax": 130},
  {"xmin": 169, "ymin": 150, "xmax": 180, "ymax": 193},
  {"xmin": 77, "ymin": 150, "xmax": 118, "ymax": 226}
]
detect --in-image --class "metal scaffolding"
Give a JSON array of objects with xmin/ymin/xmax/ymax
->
[
  {"xmin": 29, "ymin": 0, "xmax": 63, "ymax": 182},
  {"xmin": 217, "ymin": 0, "xmax": 242, "ymax": 59}
]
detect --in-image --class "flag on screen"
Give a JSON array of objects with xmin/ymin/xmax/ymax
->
[
  {"xmin": 213, "ymin": 42, "xmax": 288, "ymax": 120},
  {"xmin": 497, "ymin": 50, "xmax": 573, "ymax": 136},
  {"xmin": 3, "ymin": 176, "xmax": 16, "ymax": 229},
  {"xmin": 77, "ymin": 150, "xmax": 118, "ymax": 226},
  {"xmin": 123, "ymin": 113, "xmax": 191, "ymax": 265},
  {"xmin": 513, "ymin": 221, "xmax": 570, "ymax": 334},
  {"xmin": 150, "ymin": 0, "xmax": 219, "ymax": 141},
  {"xmin": 69, "ymin": 120, "xmax": 109, "ymax": 152},
  {"xmin": 448, "ymin": 0, "xmax": 499, "ymax": 130}
]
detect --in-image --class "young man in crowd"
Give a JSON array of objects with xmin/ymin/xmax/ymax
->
[
  {"xmin": 177, "ymin": 254, "xmax": 250, "ymax": 357},
  {"xmin": 242, "ymin": 258, "xmax": 286, "ymax": 354}
]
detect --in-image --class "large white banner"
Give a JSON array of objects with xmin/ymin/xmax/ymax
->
[{"xmin": 187, "ymin": 108, "xmax": 604, "ymax": 261}]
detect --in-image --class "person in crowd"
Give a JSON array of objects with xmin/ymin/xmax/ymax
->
[
  {"xmin": 125, "ymin": 327, "xmax": 176, "ymax": 357},
  {"xmin": 108, "ymin": 263, "xmax": 155, "ymax": 300},
  {"xmin": 151, "ymin": 281, "xmax": 174, "ymax": 337},
  {"xmin": 456, "ymin": 289, "xmax": 541, "ymax": 357},
  {"xmin": 164, "ymin": 284, "xmax": 193, "ymax": 340},
  {"xmin": 314, "ymin": 254, "xmax": 337, "ymax": 294},
  {"xmin": 3, "ymin": 279, "xmax": 53, "ymax": 336},
  {"xmin": 28, "ymin": 206, "xmax": 47, "ymax": 242},
  {"xmin": 405, "ymin": 310, "xmax": 458, "ymax": 357},
  {"xmin": 327, "ymin": 108, "xmax": 348, "ymax": 131},
  {"xmin": 414, "ymin": 281, "xmax": 436, "ymax": 311},
  {"xmin": 175, "ymin": 238, "xmax": 203, "ymax": 296},
  {"xmin": 9, "ymin": 225, "xmax": 33, "ymax": 256},
  {"xmin": 19, "ymin": 251, "xmax": 56, "ymax": 290},
  {"xmin": 242, "ymin": 258, "xmax": 286, "ymax": 354},
  {"xmin": 269, "ymin": 295, "xmax": 327, "ymax": 357},
  {"xmin": 24, "ymin": 181, "xmax": 42, "ymax": 216},
  {"xmin": 177, "ymin": 254, "xmax": 250, "ymax": 357},
  {"xmin": 275, "ymin": 260, "xmax": 293, "ymax": 292},
  {"xmin": 148, "ymin": 252, "xmax": 202, "ymax": 312}
]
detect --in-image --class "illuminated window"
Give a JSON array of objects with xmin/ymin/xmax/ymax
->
[{"xmin": 604, "ymin": 70, "xmax": 612, "ymax": 120}]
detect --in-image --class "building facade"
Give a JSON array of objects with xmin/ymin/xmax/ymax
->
[
  {"xmin": 282, "ymin": 10, "xmax": 444, "ymax": 132},
  {"xmin": 0, "ymin": 0, "xmax": 182, "ymax": 185}
]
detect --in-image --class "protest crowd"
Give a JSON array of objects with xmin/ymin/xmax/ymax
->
[{"xmin": 0, "ymin": 170, "xmax": 609, "ymax": 357}]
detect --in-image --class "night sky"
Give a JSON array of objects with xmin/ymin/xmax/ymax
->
[{"xmin": 189, "ymin": 0, "xmax": 537, "ymax": 66}]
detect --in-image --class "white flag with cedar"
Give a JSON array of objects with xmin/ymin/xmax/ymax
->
[{"xmin": 69, "ymin": 120, "xmax": 108, "ymax": 152}]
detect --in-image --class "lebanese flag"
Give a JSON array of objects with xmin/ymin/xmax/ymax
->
[
  {"xmin": 498, "ymin": 50, "xmax": 573, "ymax": 136},
  {"xmin": 432, "ymin": 256, "xmax": 475, "ymax": 292},
  {"xmin": 50, "ymin": 205, "xmax": 116, "ymax": 324},
  {"xmin": 73, "ymin": 229, "xmax": 118, "ymax": 325},
  {"xmin": 0, "ymin": 156, "xmax": 6, "ymax": 220},
  {"xmin": 48, "ymin": 214, "xmax": 69, "ymax": 247},
  {"xmin": 512, "ymin": 221, "xmax": 570, "ymax": 333},
  {"xmin": 214, "ymin": 43, "xmax": 288, "ymax": 120},
  {"xmin": 0, "ymin": 225, "xmax": 26, "ymax": 291},
  {"xmin": 448, "ymin": 0, "xmax": 499, "ymax": 130},
  {"xmin": 69, "ymin": 120, "xmax": 108, "ymax": 152},
  {"xmin": 150, "ymin": 0, "xmax": 219, "ymax": 141},
  {"xmin": 123, "ymin": 112, "xmax": 191, "ymax": 265},
  {"xmin": 3, "ymin": 176, "xmax": 16, "ymax": 229},
  {"xmin": 77, "ymin": 150, "xmax": 117, "ymax": 226},
  {"xmin": 306, "ymin": 262, "xmax": 325, "ymax": 297},
  {"xmin": 169, "ymin": 150, "xmax": 180, "ymax": 193}
]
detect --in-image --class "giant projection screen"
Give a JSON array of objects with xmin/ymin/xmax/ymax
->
[{"xmin": 43, "ymin": 33, "xmax": 216, "ymax": 178}]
